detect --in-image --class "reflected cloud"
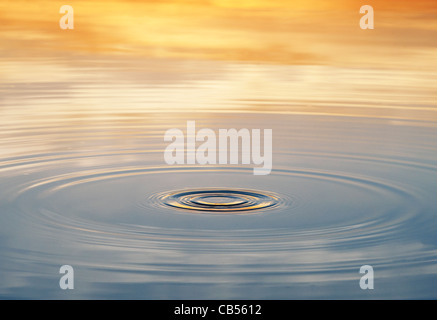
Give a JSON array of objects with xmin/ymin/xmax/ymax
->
[{"xmin": 0, "ymin": 0, "xmax": 436, "ymax": 68}]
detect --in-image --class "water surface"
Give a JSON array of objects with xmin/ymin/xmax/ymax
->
[{"xmin": 1, "ymin": 59, "xmax": 437, "ymax": 299}]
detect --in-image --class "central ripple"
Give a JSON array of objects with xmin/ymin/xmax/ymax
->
[{"xmin": 156, "ymin": 189, "xmax": 281, "ymax": 213}]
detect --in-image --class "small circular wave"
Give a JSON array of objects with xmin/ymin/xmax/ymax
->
[{"xmin": 153, "ymin": 188, "xmax": 282, "ymax": 213}]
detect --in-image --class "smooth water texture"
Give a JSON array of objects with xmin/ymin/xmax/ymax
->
[{"xmin": 1, "ymin": 59, "xmax": 437, "ymax": 299}]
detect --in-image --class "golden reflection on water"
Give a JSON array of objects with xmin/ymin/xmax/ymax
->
[
  {"xmin": 1, "ymin": 0, "xmax": 437, "ymax": 132},
  {"xmin": 1, "ymin": 59, "xmax": 436, "ymax": 123},
  {"xmin": 1, "ymin": 0, "xmax": 437, "ymax": 68}
]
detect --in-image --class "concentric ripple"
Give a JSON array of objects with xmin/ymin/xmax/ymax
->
[
  {"xmin": 1, "ymin": 61, "xmax": 437, "ymax": 299},
  {"xmin": 155, "ymin": 188, "xmax": 282, "ymax": 213}
]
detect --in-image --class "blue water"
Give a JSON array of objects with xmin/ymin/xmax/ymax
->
[{"xmin": 1, "ymin": 59, "xmax": 437, "ymax": 299}]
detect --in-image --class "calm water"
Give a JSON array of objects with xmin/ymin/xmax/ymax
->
[{"xmin": 1, "ymin": 58, "xmax": 437, "ymax": 299}]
